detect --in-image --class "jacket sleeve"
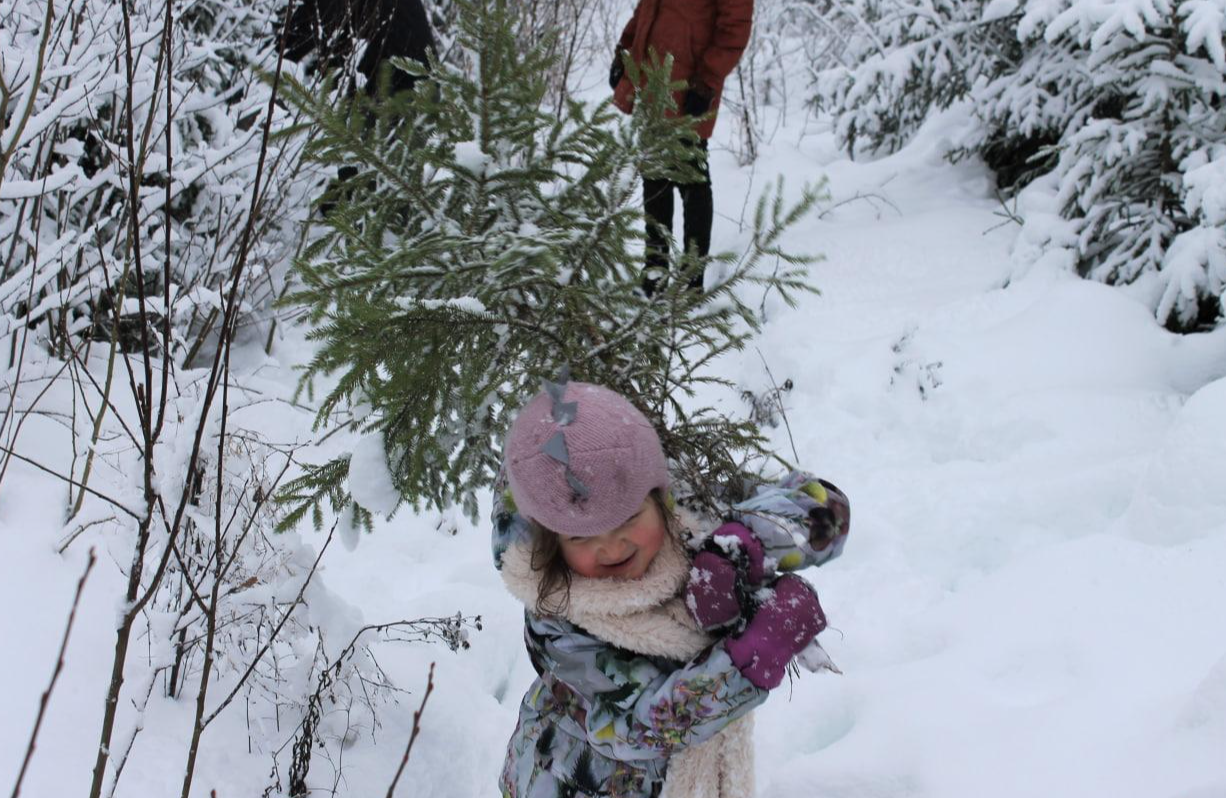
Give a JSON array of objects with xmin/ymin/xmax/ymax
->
[
  {"xmin": 618, "ymin": 4, "xmax": 641, "ymax": 50},
  {"xmin": 731, "ymin": 471, "xmax": 850, "ymax": 575},
  {"xmin": 491, "ymin": 469, "xmax": 531, "ymax": 571},
  {"xmin": 526, "ymin": 613, "xmax": 767, "ymax": 767},
  {"xmin": 694, "ymin": 0, "xmax": 754, "ymax": 90}
]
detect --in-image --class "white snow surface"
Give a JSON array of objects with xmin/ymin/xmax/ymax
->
[
  {"xmin": 4, "ymin": 67, "xmax": 1226, "ymax": 798},
  {"xmin": 348, "ymin": 430, "xmax": 402, "ymax": 518}
]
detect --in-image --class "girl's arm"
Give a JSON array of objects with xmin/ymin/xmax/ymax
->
[
  {"xmin": 730, "ymin": 471, "xmax": 850, "ymax": 574},
  {"xmin": 526, "ymin": 613, "xmax": 767, "ymax": 765},
  {"xmin": 491, "ymin": 475, "xmax": 530, "ymax": 571}
]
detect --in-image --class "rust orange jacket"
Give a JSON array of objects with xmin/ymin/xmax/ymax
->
[{"xmin": 612, "ymin": 0, "xmax": 754, "ymax": 139}]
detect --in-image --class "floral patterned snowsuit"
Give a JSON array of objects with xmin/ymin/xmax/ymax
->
[{"xmin": 493, "ymin": 471, "xmax": 850, "ymax": 798}]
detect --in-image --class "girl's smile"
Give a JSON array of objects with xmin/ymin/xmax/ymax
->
[
  {"xmin": 558, "ymin": 495, "xmax": 667, "ymax": 579},
  {"xmin": 604, "ymin": 551, "xmax": 636, "ymax": 569}
]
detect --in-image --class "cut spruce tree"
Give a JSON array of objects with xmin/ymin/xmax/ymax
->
[{"xmin": 275, "ymin": 0, "xmax": 824, "ymax": 530}]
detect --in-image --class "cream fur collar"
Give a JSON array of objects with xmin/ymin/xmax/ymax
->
[{"xmin": 498, "ymin": 519, "xmax": 712, "ymax": 659}]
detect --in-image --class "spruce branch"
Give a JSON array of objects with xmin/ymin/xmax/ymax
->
[{"xmin": 274, "ymin": 0, "xmax": 825, "ymax": 529}]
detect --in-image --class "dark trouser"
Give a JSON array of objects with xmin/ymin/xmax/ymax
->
[{"xmin": 642, "ymin": 139, "xmax": 712, "ymax": 296}]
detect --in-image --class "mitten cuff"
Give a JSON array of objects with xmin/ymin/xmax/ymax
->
[{"xmin": 708, "ymin": 522, "xmax": 766, "ymax": 585}]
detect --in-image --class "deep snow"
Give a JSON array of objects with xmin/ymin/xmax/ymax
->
[{"xmin": 3, "ymin": 54, "xmax": 1226, "ymax": 798}]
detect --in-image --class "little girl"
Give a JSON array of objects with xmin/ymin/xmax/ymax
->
[{"xmin": 492, "ymin": 375, "xmax": 849, "ymax": 798}]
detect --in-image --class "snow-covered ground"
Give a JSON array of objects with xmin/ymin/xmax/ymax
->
[{"xmin": 4, "ymin": 60, "xmax": 1226, "ymax": 798}]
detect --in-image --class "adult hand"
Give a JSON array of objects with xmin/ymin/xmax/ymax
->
[
  {"xmin": 726, "ymin": 575, "xmax": 827, "ymax": 690},
  {"xmin": 609, "ymin": 50, "xmax": 626, "ymax": 91},
  {"xmin": 681, "ymin": 82, "xmax": 713, "ymax": 116}
]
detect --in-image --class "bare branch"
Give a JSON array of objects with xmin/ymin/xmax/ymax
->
[
  {"xmin": 201, "ymin": 521, "xmax": 337, "ymax": 729},
  {"xmin": 754, "ymin": 346, "xmax": 799, "ymax": 465},
  {"xmin": 0, "ymin": 445, "xmax": 143, "ymax": 520},
  {"xmin": 10, "ymin": 548, "xmax": 97, "ymax": 798},
  {"xmin": 385, "ymin": 662, "xmax": 436, "ymax": 798},
  {"xmin": 0, "ymin": 0, "xmax": 59, "ymax": 190}
]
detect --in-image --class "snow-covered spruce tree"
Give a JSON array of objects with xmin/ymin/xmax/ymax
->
[
  {"xmin": 811, "ymin": 0, "xmax": 1226, "ymax": 330},
  {"xmin": 1039, "ymin": 1, "xmax": 1226, "ymax": 329},
  {"xmin": 810, "ymin": 0, "xmax": 1019, "ymax": 156},
  {"xmin": 275, "ymin": 0, "xmax": 822, "ymax": 529}
]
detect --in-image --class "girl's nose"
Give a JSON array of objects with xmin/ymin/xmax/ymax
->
[{"xmin": 599, "ymin": 540, "xmax": 633, "ymax": 565}]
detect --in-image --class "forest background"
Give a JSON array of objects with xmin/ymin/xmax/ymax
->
[{"xmin": 2, "ymin": 0, "xmax": 1225, "ymax": 796}]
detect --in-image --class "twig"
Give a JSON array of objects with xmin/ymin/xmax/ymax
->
[
  {"xmin": 0, "ymin": 0, "xmax": 58, "ymax": 191},
  {"xmin": 0, "ymin": 137, "xmax": 52, "ymax": 491},
  {"xmin": 0, "ymin": 346, "xmax": 74, "ymax": 491},
  {"xmin": 200, "ymin": 521, "xmax": 336, "ymax": 729},
  {"xmin": 0, "ymin": 445, "xmax": 143, "ymax": 520},
  {"xmin": 384, "ymin": 662, "xmax": 436, "ymax": 798},
  {"xmin": 57, "ymin": 515, "xmax": 118, "ymax": 554},
  {"xmin": 816, "ymin": 190, "xmax": 901, "ymax": 220},
  {"xmin": 102, "ymin": 661, "xmax": 164, "ymax": 798},
  {"xmin": 10, "ymin": 548, "xmax": 97, "ymax": 798},
  {"xmin": 154, "ymin": 0, "xmax": 174, "ymax": 444},
  {"xmin": 754, "ymin": 347, "xmax": 799, "ymax": 465},
  {"xmin": 983, "ymin": 188, "xmax": 1024, "ymax": 235},
  {"xmin": 67, "ymin": 240, "xmax": 138, "ymax": 521},
  {"xmin": 736, "ymin": 147, "xmax": 759, "ymax": 234},
  {"xmin": 178, "ymin": 266, "xmax": 234, "ymax": 798}
]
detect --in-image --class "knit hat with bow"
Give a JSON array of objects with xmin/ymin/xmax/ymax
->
[{"xmin": 503, "ymin": 372, "xmax": 669, "ymax": 537}]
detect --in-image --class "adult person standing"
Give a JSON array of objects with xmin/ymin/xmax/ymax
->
[
  {"xmin": 610, "ymin": 0, "xmax": 754, "ymax": 296},
  {"xmin": 283, "ymin": 0, "xmax": 436, "ymax": 96},
  {"xmin": 282, "ymin": 0, "xmax": 436, "ymax": 214}
]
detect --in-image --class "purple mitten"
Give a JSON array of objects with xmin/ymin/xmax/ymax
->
[
  {"xmin": 709, "ymin": 522, "xmax": 766, "ymax": 585},
  {"xmin": 686, "ymin": 551, "xmax": 742, "ymax": 630},
  {"xmin": 726, "ymin": 575, "xmax": 827, "ymax": 690}
]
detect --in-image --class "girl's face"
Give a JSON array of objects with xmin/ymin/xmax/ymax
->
[{"xmin": 558, "ymin": 495, "xmax": 667, "ymax": 580}]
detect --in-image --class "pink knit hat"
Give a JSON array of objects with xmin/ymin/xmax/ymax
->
[{"xmin": 503, "ymin": 373, "xmax": 669, "ymax": 537}]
